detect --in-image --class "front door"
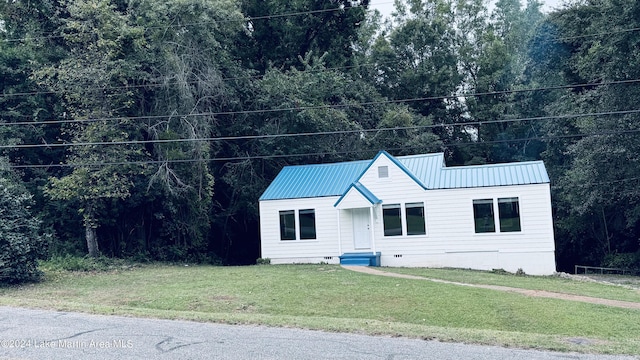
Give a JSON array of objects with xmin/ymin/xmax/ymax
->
[{"xmin": 352, "ymin": 208, "xmax": 371, "ymax": 249}]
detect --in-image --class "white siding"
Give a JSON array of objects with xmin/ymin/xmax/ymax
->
[
  {"xmin": 259, "ymin": 154, "xmax": 556, "ymax": 275},
  {"xmin": 355, "ymin": 156, "xmax": 556, "ymax": 275},
  {"xmin": 259, "ymin": 196, "xmax": 341, "ymax": 262}
]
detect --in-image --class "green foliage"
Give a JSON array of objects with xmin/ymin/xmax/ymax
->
[
  {"xmin": 40, "ymin": 254, "xmax": 140, "ymax": 272},
  {"xmin": 237, "ymin": 0, "xmax": 369, "ymax": 72},
  {"xmin": 4, "ymin": 0, "xmax": 640, "ymax": 272},
  {"xmin": 256, "ymin": 258, "xmax": 271, "ymax": 265},
  {"xmin": 530, "ymin": 0, "xmax": 640, "ymax": 269},
  {"xmin": 40, "ymin": 255, "xmax": 124, "ymax": 272},
  {"xmin": 602, "ymin": 253, "xmax": 640, "ymax": 272},
  {"xmin": 0, "ymin": 161, "xmax": 50, "ymax": 284}
]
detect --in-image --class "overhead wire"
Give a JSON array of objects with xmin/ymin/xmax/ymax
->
[
  {"xmin": 0, "ymin": 2, "xmax": 368, "ymax": 44},
  {"xmin": 1, "ymin": 0, "xmax": 638, "ymax": 45},
  {"xmin": 6, "ymin": 114, "xmax": 640, "ymax": 168},
  {"xmin": 2, "ymin": 78, "xmax": 640, "ymax": 127},
  {"xmin": 2, "ymin": 108, "xmax": 640, "ymax": 150}
]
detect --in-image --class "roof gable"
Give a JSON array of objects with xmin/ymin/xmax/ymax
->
[
  {"xmin": 334, "ymin": 182, "xmax": 382, "ymax": 209},
  {"xmin": 354, "ymin": 150, "xmax": 428, "ymax": 190}
]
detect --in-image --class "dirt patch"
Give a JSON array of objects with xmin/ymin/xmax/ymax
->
[{"xmin": 342, "ymin": 266, "xmax": 640, "ymax": 310}]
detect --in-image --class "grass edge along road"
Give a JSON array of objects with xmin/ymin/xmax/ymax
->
[{"xmin": 1, "ymin": 263, "xmax": 639, "ymax": 355}]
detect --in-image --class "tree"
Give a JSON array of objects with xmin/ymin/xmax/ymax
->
[
  {"xmin": 131, "ymin": 0, "xmax": 246, "ymax": 261},
  {"xmin": 454, "ymin": 0, "xmax": 545, "ymax": 164},
  {"xmin": 36, "ymin": 0, "xmax": 148, "ymax": 257},
  {"xmin": 237, "ymin": 0, "xmax": 370, "ymax": 72},
  {"xmin": 530, "ymin": 0, "xmax": 640, "ymax": 270},
  {"xmin": 0, "ymin": 159, "xmax": 49, "ymax": 284}
]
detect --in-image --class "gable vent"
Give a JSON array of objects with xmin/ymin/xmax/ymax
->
[{"xmin": 378, "ymin": 166, "xmax": 389, "ymax": 178}]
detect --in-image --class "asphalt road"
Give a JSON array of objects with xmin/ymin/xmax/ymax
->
[{"xmin": 0, "ymin": 307, "xmax": 636, "ymax": 360}]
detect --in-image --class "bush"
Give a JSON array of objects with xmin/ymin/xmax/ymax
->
[
  {"xmin": 602, "ymin": 252, "xmax": 640, "ymax": 271},
  {"xmin": 256, "ymin": 258, "xmax": 271, "ymax": 265},
  {"xmin": 0, "ymin": 169, "xmax": 50, "ymax": 284},
  {"xmin": 41, "ymin": 255, "xmax": 136, "ymax": 272}
]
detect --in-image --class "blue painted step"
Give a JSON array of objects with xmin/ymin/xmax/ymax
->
[{"xmin": 339, "ymin": 252, "xmax": 381, "ymax": 267}]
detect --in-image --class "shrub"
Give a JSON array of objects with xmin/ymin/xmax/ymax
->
[
  {"xmin": 41, "ymin": 255, "xmax": 137, "ymax": 272},
  {"xmin": 256, "ymin": 258, "xmax": 271, "ymax": 265},
  {"xmin": 602, "ymin": 252, "xmax": 640, "ymax": 271},
  {"xmin": 0, "ymin": 169, "xmax": 50, "ymax": 284}
]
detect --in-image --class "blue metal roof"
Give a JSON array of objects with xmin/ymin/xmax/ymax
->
[
  {"xmin": 259, "ymin": 160, "xmax": 370, "ymax": 200},
  {"xmin": 259, "ymin": 151, "xmax": 550, "ymax": 201}
]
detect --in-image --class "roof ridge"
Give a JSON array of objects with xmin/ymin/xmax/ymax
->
[{"xmin": 444, "ymin": 160, "xmax": 544, "ymax": 169}]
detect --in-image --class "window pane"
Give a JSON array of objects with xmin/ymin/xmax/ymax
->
[
  {"xmin": 279, "ymin": 210, "xmax": 296, "ymax": 240},
  {"xmin": 498, "ymin": 197, "xmax": 521, "ymax": 232},
  {"xmin": 383, "ymin": 204, "xmax": 402, "ymax": 236},
  {"xmin": 406, "ymin": 202, "xmax": 426, "ymax": 235},
  {"xmin": 299, "ymin": 209, "xmax": 316, "ymax": 240},
  {"xmin": 473, "ymin": 199, "xmax": 495, "ymax": 233}
]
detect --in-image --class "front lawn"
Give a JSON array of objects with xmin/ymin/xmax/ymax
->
[{"xmin": 1, "ymin": 264, "xmax": 639, "ymax": 355}]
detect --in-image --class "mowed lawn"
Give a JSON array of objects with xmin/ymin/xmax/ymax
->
[{"xmin": 1, "ymin": 264, "xmax": 639, "ymax": 355}]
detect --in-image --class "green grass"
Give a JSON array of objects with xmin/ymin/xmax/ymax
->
[
  {"xmin": 1, "ymin": 264, "xmax": 639, "ymax": 355},
  {"xmin": 380, "ymin": 267, "xmax": 640, "ymax": 302}
]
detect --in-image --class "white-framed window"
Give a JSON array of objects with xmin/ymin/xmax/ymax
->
[
  {"xmin": 498, "ymin": 197, "xmax": 521, "ymax": 232},
  {"xmin": 473, "ymin": 197, "xmax": 522, "ymax": 234},
  {"xmin": 382, "ymin": 204, "xmax": 402, "ymax": 236},
  {"xmin": 383, "ymin": 202, "xmax": 426, "ymax": 237},
  {"xmin": 405, "ymin": 202, "xmax": 426, "ymax": 235},
  {"xmin": 279, "ymin": 209, "xmax": 317, "ymax": 241},
  {"xmin": 299, "ymin": 209, "xmax": 317, "ymax": 239},
  {"xmin": 279, "ymin": 210, "xmax": 296, "ymax": 240},
  {"xmin": 473, "ymin": 199, "xmax": 495, "ymax": 233}
]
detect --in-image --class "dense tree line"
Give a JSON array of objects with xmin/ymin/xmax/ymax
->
[{"xmin": 1, "ymin": 0, "xmax": 639, "ymax": 281}]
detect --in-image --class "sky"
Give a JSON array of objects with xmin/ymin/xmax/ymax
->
[{"xmin": 370, "ymin": 0, "xmax": 567, "ymax": 18}]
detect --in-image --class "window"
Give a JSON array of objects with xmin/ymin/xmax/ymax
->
[
  {"xmin": 279, "ymin": 209, "xmax": 317, "ymax": 241},
  {"xmin": 473, "ymin": 199, "xmax": 495, "ymax": 233},
  {"xmin": 405, "ymin": 202, "xmax": 426, "ymax": 235},
  {"xmin": 279, "ymin": 210, "xmax": 296, "ymax": 240},
  {"xmin": 382, "ymin": 202, "xmax": 427, "ymax": 237},
  {"xmin": 383, "ymin": 204, "xmax": 402, "ymax": 236},
  {"xmin": 378, "ymin": 166, "xmax": 389, "ymax": 178},
  {"xmin": 498, "ymin": 197, "xmax": 521, "ymax": 232},
  {"xmin": 299, "ymin": 209, "xmax": 317, "ymax": 239}
]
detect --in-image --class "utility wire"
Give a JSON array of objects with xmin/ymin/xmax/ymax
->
[
  {"xmin": 9, "ymin": 121, "xmax": 640, "ymax": 169},
  {"xmin": 2, "ymin": 2, "xmax": 640, "ymax": 47},
  {"xmin": 2, "ymin": 1, "xmax": 639, "ymax": 49},
  {"xmin": 0, "ymin": 3, "xmax": 365, "ymax": 44},
  {"xmin": 0, "ymin": 58, "xmax": 398, "ymax": 99},
  {"xmin": 2, "ymin": 108, "xmax": 640, "ymax": 150},
  {"xmin": 556, "ymin": 27, "xmax": 640, "ymax": 42},
  {"xmin": 2, "ymin": 78, "xmax": 640, "ymax": 127}
]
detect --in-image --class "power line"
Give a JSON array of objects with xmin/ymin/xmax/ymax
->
[
  {"xmin": 2, "ymin": 78, "xmax": 640, "ymax": 127},
  {"xmin": 556, "ymin": 27, "xmax": 640, "ymax": 42},
  {"xmin": 3, "ymin": 108, "xmax": 640, "ymax": 150},
  {"xmin": 0, "ymin": 57, "xmax": 395, "ymax": 99},
  {"xmin": 1, "ymin": 0, "xmax": 638, "ymax": 53},
  {"xmin": 0, "ymin": 3, "xmax": 366, "ymax": 44},
  {"xmin": 9, "ymin": 119, "xmax": 640, "ymax": 169}
]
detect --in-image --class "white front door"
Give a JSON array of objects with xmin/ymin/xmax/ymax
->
[{"xmin": 352, "ymin": 208, "xmax": 371, "ymax": 249}]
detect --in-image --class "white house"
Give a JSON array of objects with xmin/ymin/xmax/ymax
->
[{"xmin": 258, "ymin": 151, "xmax": 556, "ymax": 275}]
